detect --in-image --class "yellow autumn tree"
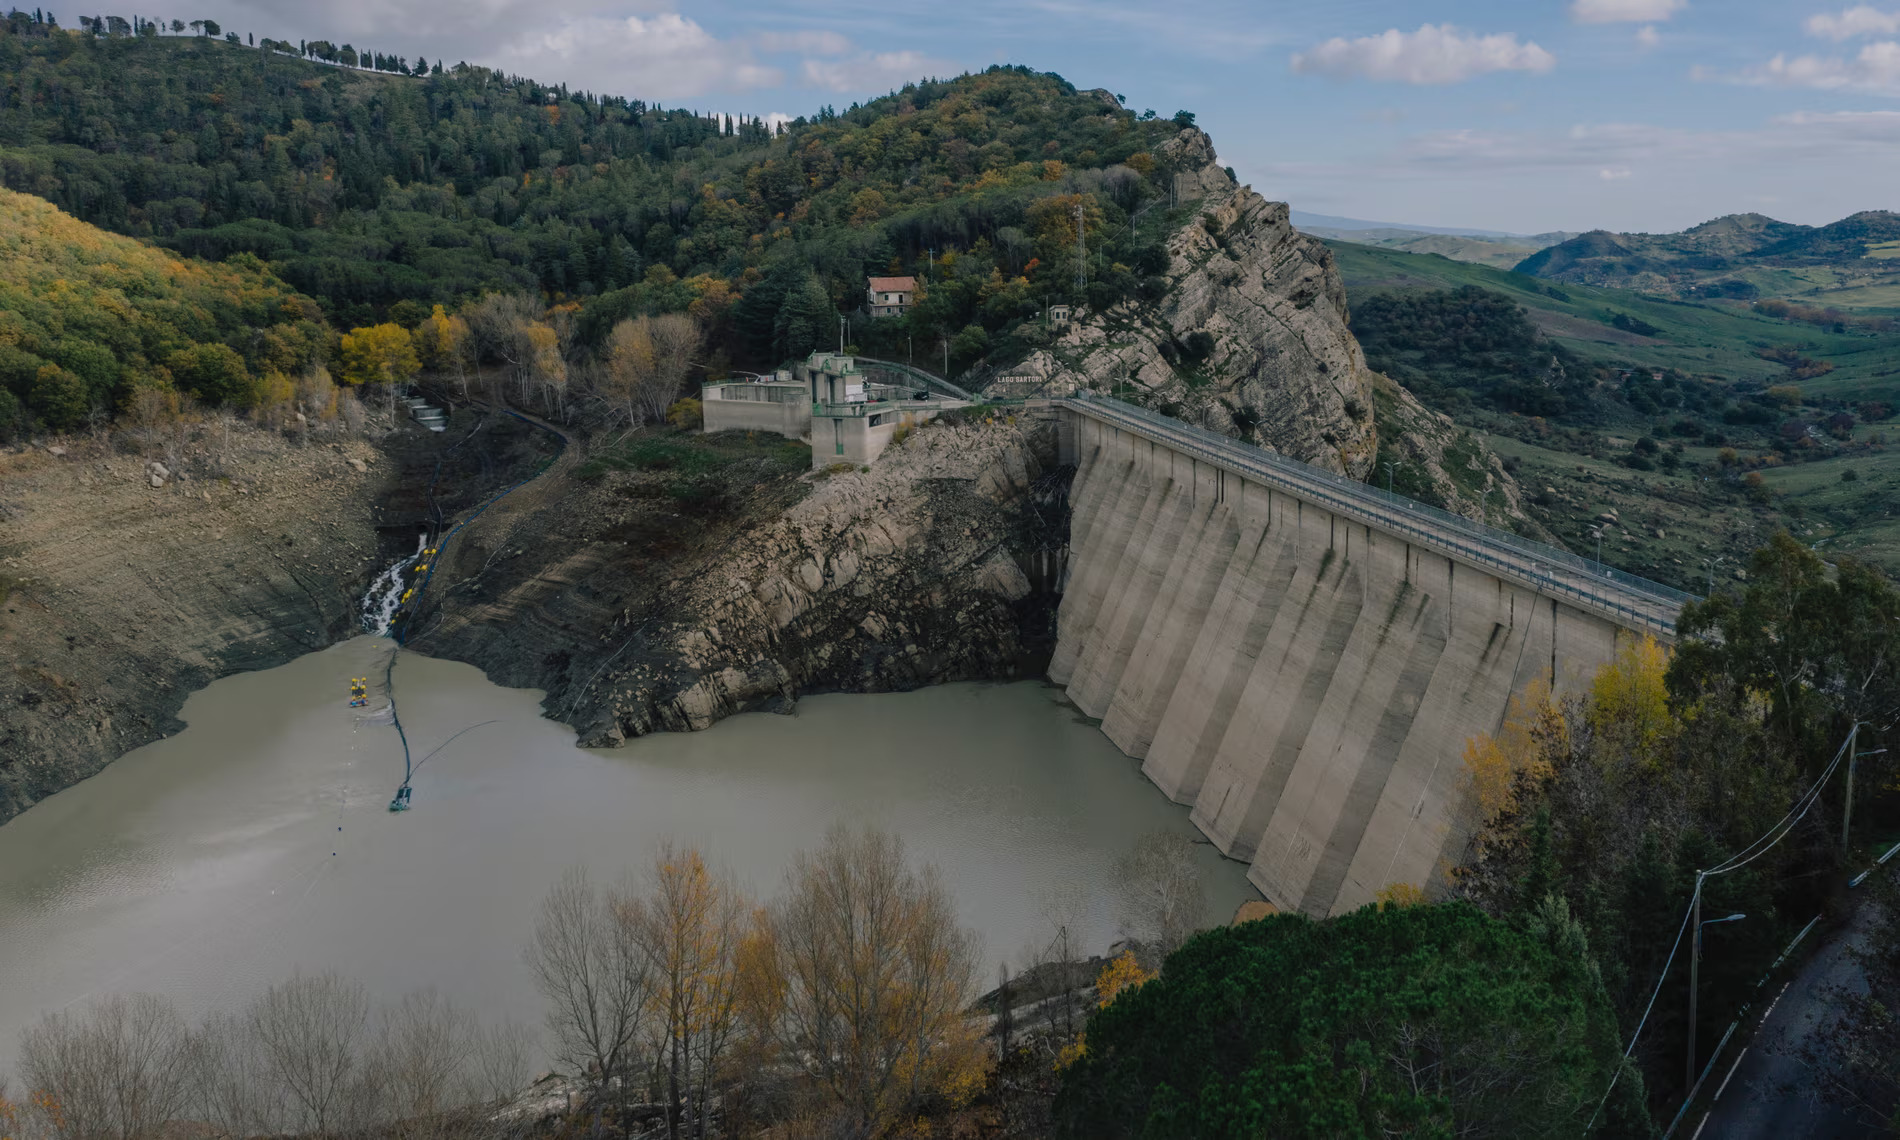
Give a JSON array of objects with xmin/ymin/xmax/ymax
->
[
  {"xmin": 1588, "ymin": 634, "xmax": 1674, "ymax": 765},
  {"xmin": 1374, "ymin": 882, "xmax": 1428, "ymax": 909},
  {"xmin": 621, "ymin": 844, "xmax": 749, "ymax": 1140},
  {"xmin": 743, "ymin": 826, "xmax": 983, "ymax": 1134},
  {"xmin": 1095, "ymin": 949, "xmax": 1153, "ymax": 1007},
  {"xmin": 1056, "ymin": 950, "xmax": 1156, "ymax": 1072},
  {"xmin": 1463, "ymin": 675, "xmax": 1564, "ymax": 833},
  {"xmin": 336, "ymin": 322, "xmax": 420, "ymax": 388},
  {"xmin": 412, "ymin": 304, "xmax": 471, "ymax": 392}
]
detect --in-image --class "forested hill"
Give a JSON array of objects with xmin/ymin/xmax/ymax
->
[{"xmin": 0, "ymin": 18, "xmax": 1193, "ymax": 352}]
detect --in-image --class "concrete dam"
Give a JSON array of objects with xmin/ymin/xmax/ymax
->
[{"xmin": 1046, "ymin": 397, "xmax": 1692, "ymax": 917}]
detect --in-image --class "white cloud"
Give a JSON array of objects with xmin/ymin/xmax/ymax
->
[
  {"xmin": 1290, "ymin": 25, "xmax": 1555, "ymax": 85},
  {"xmin": 800, "ymin": 50, "xmax": 955, "ymax": 93},
  {"xmin": 497, "ymin": 13, "xmax": 780, "ymax": 97},
  {"xmin": 1600, "ymin": 166, "xmax": 1633, "ymax": 179},
  {"xmin": 1635, "ymin": 25, "xmax": 1661, "ymax": 49},
  {"xmin": 1806, "ymin": 6, "xmax": 1900, "ymax": 41},
  {"xmin": 1741, "ymin": 41, "xmax": 1900, "ymax": 95},
  {"xmin": 756, "ymin": 30, "xmax": 852, "ymax": 56},
  {"xmin": 1773, "ymin": 108, "xmax": 1900, "ymax": 136},
  {"xmin": 1570, "ymin": 0, "xmax": 1686, "ymax": 24}
]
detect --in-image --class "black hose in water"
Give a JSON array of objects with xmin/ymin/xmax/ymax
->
[{"xmin": 381, "ymin": 406, "xmax": 568, "ymax": 805}]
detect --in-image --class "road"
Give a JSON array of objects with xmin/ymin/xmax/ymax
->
[
  {"xmin": 1058, "ymin": 395, "xmax": 1693, "ymax": 635},
  {"xmin": 1690, "ymin": 903, "xmax": 1883, "ymax": 1139}
]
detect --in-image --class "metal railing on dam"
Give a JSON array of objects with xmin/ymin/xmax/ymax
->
[{"xmin": 1057, "ymin": 394, "xmax": 1696, "ymax": 637}]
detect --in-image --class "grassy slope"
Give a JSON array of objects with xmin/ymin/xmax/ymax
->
[
  {"xmin": 1327, "ymin": 239, "xmax": 1900, "ymax": 585},
  {"xmin": 1328, "ymin": 240, "xmax": 1900, "ymax": 404}
]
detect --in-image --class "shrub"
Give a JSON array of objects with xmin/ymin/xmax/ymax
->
[{"xmin": 665, "ymin": 396, "xmax": 702, "ymax": 430}]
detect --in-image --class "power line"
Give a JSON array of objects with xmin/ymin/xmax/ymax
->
[{"xmin": 1586, "ymin": 727, "xmax": 1859, "ymax": 1129}]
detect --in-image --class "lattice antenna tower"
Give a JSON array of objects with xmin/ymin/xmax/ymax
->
[{"xmin": 1073, "ymin": 200, "xmax": 1088, "ymax": 292}]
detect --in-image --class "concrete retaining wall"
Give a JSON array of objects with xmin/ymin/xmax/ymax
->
[
  {"xmin": 1052, "ymin": 411, "xmax": 1644, "ymax": 916},
  {"xmin": 702, "ymin": 394, "xmax": 809, "ymax": 439}
]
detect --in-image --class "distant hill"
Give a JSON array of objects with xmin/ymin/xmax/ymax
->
[
  {"xmin": 1516, "ymin": 211, "xmax": 1900, "ymax": 309},
  {"xmin": 1325, "ymin": 238, "xmax": 1898, "ymax": 402},
  {"xmin": 1289, "ymin": 210, "xmax": 1570, "ymax": 242},
  {"xmin": 1290, "ymin": 212, "xmax": 1573, "ymax": 270}
]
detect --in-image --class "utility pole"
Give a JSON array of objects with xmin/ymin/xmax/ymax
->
[
  {"xmin": 838, "ymin": 314, "xmax": 846, "ymax": 355},
  {"xmin": 1845, "ymin": 721, "xmax": 1860, "ymax": 851},
  {"xmin": 1845, "ymin": 726, "xmax": 1887, "ymax": 853},
  {"xmin": 1688, "ymin": 874, "xmax": 1701, "ymax": 1096},
  {"xmin": 1688, "ymin": 883, "xmax": 1747, "ymax": 1096},
  {"xmin": 1073, "ymin": 199, "xmax": 1088, "ymax": 293},
  {"xmin": 941, "ymin": 335, "xmax": 949, "ymax": 379}
]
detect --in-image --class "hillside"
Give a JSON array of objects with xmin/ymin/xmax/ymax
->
[
  {"xmin": 0, "ymin": 20, "xmax": 1488, "ymax": 505},
  {"xmin": 1298, "ymin": 227, "xmax": 1554, "ymax": 270},
  {"xmin": 1516, "ymin": 211, "xmax": 1900, "ymax": 311},
  {"xmin": 0, "ymin": 21, "xmax": 1190, "ymax": 362},
  {"xmin": 1326, "ymin": 240, "xmax": 1900, "ymax": 585},
  {"xmin": 0, "ymin": 186, "xmax": 326, "ymax": 437}
]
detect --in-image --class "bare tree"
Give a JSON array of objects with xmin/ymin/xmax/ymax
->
[
  {"xmin": 246, "ymin": 972, "xmax": 370, "ymax": 1137},
  {"xmin": 463, "ymin": 294, "xmax": 540, "ymax": 400},
  {"xmin": 370, "ymin": 989, "xmax": 475, "ymax": 1124},
  {"xmin": 604, "ymin": 314, "xmax": 701, "ymax": 427},
  {"xmin": 189, "ymin": 1010, "xmax": 276, "ymax": 1139},
  {"xmin": 464, "ymin": 1018, "xmax": 535, "ymax": 1108},
  {"xmin": 18, "ymin": 994, "xmax": 196, "ymax": 1140},
  {"xmin": 622, "ymin": 844, "xmax": 749, "ymax": 1140},
  {"xmin": 525, "ymin": 867, "xmax": 654, "ymax": 1099},
  {"xmin": 1113, "ymin": 830, "xmax": 1207, "ymax": 960},
  {"xmin": 746, "ymin": 825, "xmax": 982, "ymax": 1135},
  {"xmin": 602, "ymin": 318, "xmax": 658, "ymax": 427},
  {"xmin": 646, "ymin": 313, "xmax": 700, "ymax": 423}
]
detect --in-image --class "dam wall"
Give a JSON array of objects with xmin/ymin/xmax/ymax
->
[{"xmin": 1048, "ymin": 398, "xmax": 1691, "ymax": 916}]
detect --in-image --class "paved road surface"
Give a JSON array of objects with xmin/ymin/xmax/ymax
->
[{"xmin": 1690, "ymin": 904, "xmax": 1883, "ymax": 1139}]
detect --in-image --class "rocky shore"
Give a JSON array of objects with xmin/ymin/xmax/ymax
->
[
  {"xmin": 408, "ymin": 411, "xmax": 1065, "ymax": 748},
  {"xmin": 0, "ymin": 427, "xmax": 388, "ymax": 823},
  {"xmin": 0, "ymin": 404, "xmax": 556, "ymax": 826}
]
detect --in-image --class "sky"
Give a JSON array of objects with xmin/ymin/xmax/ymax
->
[{"xmin": 77, "ymin": 0, "xmax": 1900, "ymax": 234}]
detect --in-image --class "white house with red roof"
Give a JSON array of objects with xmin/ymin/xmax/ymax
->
[{"xmin": 866, "ymin": 275, "xmax": 917, "ymax": 318}]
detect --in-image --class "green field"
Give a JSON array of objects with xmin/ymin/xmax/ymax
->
[
  {"xmin": 1328, "ymin": 240, "xmax": 1900, "ymax": 585},
  {"xmin": 1327, "ymin": 241, "xmax": 1900, "ymax": 403}
]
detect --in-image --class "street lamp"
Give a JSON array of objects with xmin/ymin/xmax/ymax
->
[
  {"xmin": 1703, "ymin": 555, "xmax": 1725, "ymax": 596},
  {"xmin": 1688, "ymin": 893, "xmax": 1746, "ymax": 1093},
  {"xmin": 1383, "ymin": 461, "xmax": 1397, "ymax": 496},
  {"xmin": 1843, "ymin": 721, "xmax": 1887, "ymax": 853}
]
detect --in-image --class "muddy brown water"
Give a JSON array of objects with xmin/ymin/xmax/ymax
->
[{"xmin": 0, "ymin": 637, "xmax": 1257, "ymax": 1073}]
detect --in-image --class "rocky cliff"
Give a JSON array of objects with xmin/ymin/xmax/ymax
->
[
  {"xmin": 407, "ymin": 414, "xmax": 1062, "ymax": 745},
  {"xmin": 989, "ymin": 129, "xmax": 1380, "ymax": 478},
  {"xmin": 989, "ymin": 126, "xmax": 1533, "ymax": 530}
]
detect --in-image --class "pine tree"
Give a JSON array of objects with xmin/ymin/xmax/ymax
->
[{"xmin": 774, "ymin": 271, "xmax": 834, "ymax": 364}]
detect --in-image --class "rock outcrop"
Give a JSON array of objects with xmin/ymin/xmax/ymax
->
[
  {"xmin": 411, "ymin": 415, "xmax": 1063, "ymax": 746},
  {"xmin": 988, "ymin": 129, "xmax": 1379, "ymax": 479}
]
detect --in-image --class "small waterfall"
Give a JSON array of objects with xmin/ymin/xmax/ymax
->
[{"xmin": 363, "ymin": 535, "xmax": 426, "ymax": 636}]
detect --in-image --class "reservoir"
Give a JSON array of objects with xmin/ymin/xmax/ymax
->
[{"xmin": 0, "ymin": 637, "xmax": 1257, "ymax": 1072}]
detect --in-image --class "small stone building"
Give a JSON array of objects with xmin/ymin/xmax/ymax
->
[{"xmin": 866, "ymin": 276, "xmax": 917, "ymax": 318}]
